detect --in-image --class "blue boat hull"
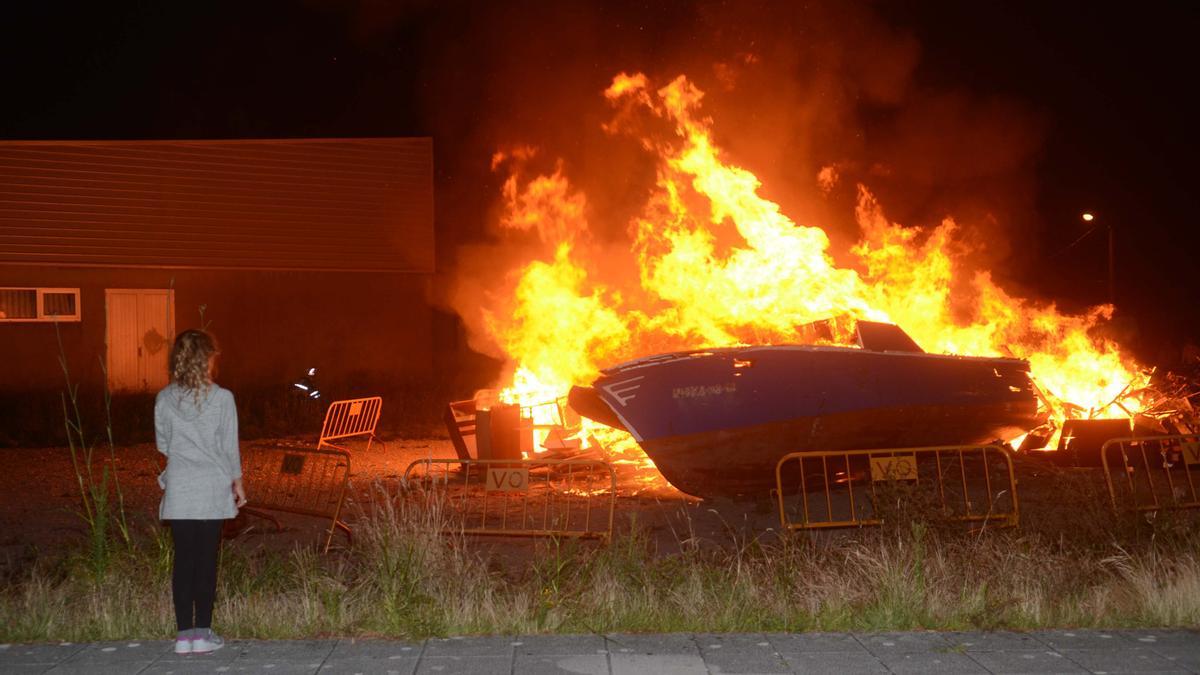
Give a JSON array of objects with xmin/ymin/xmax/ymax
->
[{"xmin": 569, "ymin": 344, "xmax": 1038, "ymax": 497}]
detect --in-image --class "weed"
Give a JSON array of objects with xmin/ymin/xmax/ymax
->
[
  {"xmin": 54, "ymin": 322, "xmax": 131, "ymax": 575},
  {"xmin": 4, "ymin": 471, "xmax": 1200, "ymax": 641}
]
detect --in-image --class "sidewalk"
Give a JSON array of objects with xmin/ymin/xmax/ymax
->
[{"xmin": 2, "ymin": 629, "xmax": 1198, "ymax": 674}]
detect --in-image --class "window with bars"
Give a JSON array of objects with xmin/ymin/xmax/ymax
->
[{"xmin": 0, "ymin": 288, "xmax": 81, "ymax": 322}]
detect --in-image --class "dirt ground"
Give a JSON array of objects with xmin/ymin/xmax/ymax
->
[
  {"xmin": 0, "ymin": 436, "xmax": 784, "ymax": 572},
  {"xmin": 0, "ymin": 434, "xmax": 1131, "ymax": 576}
]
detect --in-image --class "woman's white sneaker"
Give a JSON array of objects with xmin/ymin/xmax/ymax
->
[
  {"xmin": 191, "ymin": 628, "xmax": 224, "ymax": 654},
  {"xmin": 173, "ymin": 632, "xmax": 193, "ymax": 655}
]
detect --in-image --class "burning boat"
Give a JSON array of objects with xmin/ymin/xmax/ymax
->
[
  {"xmin": 569, "ymin": 320, "xmax": 1039, "ymax": 497},
  {"xmin": 465, "ymin": 72, "xmax": 1150, "ymax": 497}
]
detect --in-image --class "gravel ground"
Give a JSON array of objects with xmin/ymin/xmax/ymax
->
[
  {"xmin": 0, "ymin": 435, "xmax": 743, "ymax": 573},
  {"xmin": 4, "ymin": 434, "xmax": 1115, "ymax": 576}
]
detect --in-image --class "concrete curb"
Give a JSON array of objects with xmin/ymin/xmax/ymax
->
[{"xmin": 2, "ymin": 629, "xmax": 1197, "ymax": 674}]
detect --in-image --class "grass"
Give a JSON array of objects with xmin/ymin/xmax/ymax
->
[
  {"xmin": 53, "ymin": 323, "xmax": 132, "ymax": 576},
  {"xmin": 2, "ymin": 480, "xmax": 1199, "ymax": 643}
]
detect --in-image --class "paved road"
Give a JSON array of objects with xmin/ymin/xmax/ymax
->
[{"xmin": 3, "ymin": 630, "xmax": 1198, "ymax": 674}]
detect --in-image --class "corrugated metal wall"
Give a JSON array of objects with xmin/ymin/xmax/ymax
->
[{"xmin": 0, "ymin": 138, "xmax": 433, "ymax": 272}]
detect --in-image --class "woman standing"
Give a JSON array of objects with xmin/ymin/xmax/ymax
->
[{"xmin": 155, "ymin": 329, "xmax": 246, "ymax": 655}]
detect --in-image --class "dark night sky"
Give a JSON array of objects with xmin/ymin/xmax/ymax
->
[{"xmin": 3, "ymin": 1, "xmax": 1198, "ymax": 364}]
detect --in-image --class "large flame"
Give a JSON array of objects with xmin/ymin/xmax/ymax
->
[{"xmin": 476, "ymin": 72, "xmax": 1148, "ymax": 474}]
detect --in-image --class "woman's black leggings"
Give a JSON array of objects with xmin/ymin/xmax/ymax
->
[{"xmin": 170, "ymin": 519, "xmax": 223, "ymax": 632}]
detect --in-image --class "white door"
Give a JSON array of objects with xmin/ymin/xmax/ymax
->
[{"xmin": 105, "ymin": 289, "xmax": 175, "ymax": 392}]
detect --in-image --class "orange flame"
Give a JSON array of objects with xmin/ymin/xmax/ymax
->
[{"xmin": 476, "ymin": 72, "xmax": 1148, "ymax": 470}]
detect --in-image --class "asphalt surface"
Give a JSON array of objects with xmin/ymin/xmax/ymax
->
[{"xmin": 3, "ymin": 629, "xmax": 1198, "ymax": 674}]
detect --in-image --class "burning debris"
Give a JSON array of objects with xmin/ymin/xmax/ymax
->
[
  {"xmin": 1020, "ymin": 369, "xmax": 1199, "ymax": 463},
  {"xmin": 1136, "ymin": 371, "xmax": 1200, "ymax": 434},
  {"xmin": 443, "ymin": 394, "xmax": 674, "ymax": 495}
]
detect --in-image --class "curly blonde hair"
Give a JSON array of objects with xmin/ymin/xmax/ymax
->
[{"xmin": 169, "ymin": 329, "xmax": 219, "ymax": 400}]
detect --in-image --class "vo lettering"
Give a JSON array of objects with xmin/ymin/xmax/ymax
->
[{"xmin": 486, "ymin": 467, "xmax": 529, "ymax": 492}]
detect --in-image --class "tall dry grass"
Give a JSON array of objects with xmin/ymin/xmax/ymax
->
[
  {"xmin": 2, "ymin": 480, "xmax": 1198, "ymax": 642},
  {"xmin": 52, "ymin": 322, "xmax": 132, "ymax": 577}
]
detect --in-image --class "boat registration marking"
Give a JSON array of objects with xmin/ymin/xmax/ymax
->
[
  {"xmin": 486, "ymin": 467, "xmax": 530, "ymax": 492},
  {"xmin": 870, "ymin": 455, "xmax": 918, "ymax": 482},
  {"xmin": 672, "ymin": 383, "xmax": 737, "ymax": 399}
]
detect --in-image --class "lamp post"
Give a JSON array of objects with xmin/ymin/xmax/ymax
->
[{"xmin": 1081, "ymin": 212, "xmax": 1114, "ymax": 305}]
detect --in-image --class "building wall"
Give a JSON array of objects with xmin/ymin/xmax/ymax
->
[
  {"xmin": 0, "ymin": 266, "xmax": 433, "ymax": 394},
  {"xmin": 0, "ymin": 137, "xmax": 442, "ymax": 444},
  {"xmin": 0, "ymin": 138, "xmax": 434, "ymax": 272}
]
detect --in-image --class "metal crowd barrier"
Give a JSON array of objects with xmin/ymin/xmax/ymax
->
[
  {"xmin": 319, "ymin": 396, "xmax": 383, "ymax": 452},
  {"xmin": 775, "ymin": 444, "xmax": 1019, "ymax": 531},
  {"xmin": 240, "ymin": 445, "xmax": 353, "ymax": 552},
  {"xmin": 1100, "ymin": 434, "xmax": 1200, "ymax": 512},
  {"xmin": 402, "ymin": 457, "xmax": 616, "ymax": 541}
]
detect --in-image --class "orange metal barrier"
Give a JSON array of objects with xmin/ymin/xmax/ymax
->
[
  {"xmin": 402, "ymin": 457, "xmax": 616, "ymax": 540},
  {"xmin": 240, "ymin": 445, "xmax": 352, "ymax": 553},
  {"xmin": 319, "ymin": 396, "xmax": 383, "ymax": 452},
  {"xmin": 775, "ymin": 444, "xmax": 1019, "ymax": 531},
  {"xmin": 1100, "ymin": 434, "xmax": 1200, "ymax": 512}
]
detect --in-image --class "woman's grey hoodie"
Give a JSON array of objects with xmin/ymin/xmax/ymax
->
[{"xmin": 155, "ymin": 383, "xmax": 242, "ymax": 520}]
